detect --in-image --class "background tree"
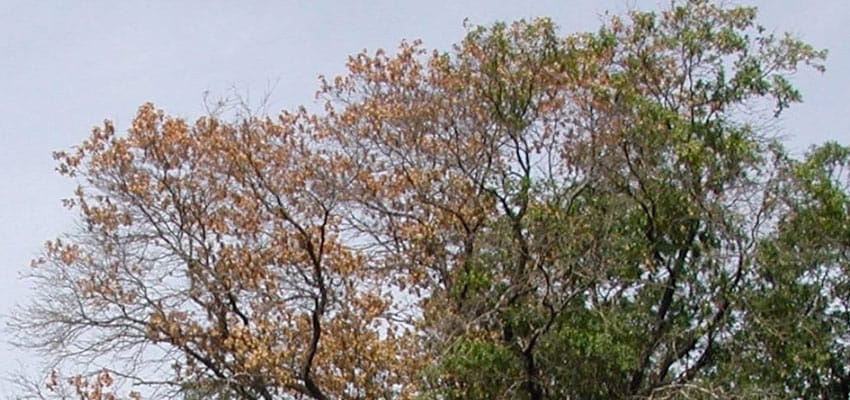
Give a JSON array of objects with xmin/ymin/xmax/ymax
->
[
  {"xmin": 9, "ymin": 1, "xmax": 842, "ymax": 399},
  {"xmin": 732, "ymin": 143, "xmax": 850, "ymax": 398}
]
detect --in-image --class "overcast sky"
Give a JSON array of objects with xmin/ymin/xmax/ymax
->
[{"xmin": 0, "ymin": 0, "xmax": 846, "ymax": 391}]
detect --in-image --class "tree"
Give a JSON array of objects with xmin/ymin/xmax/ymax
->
[
  {"xmin": 12, "ymin": 102, "xmax": 417, "ymax": 399},
  {"xmin": 736, "ymin": 143, "xmax": 850, "ymax": 398},
  {"xmin": 10, "ymin": 1, "xmax": 841, "ymax": 399}
]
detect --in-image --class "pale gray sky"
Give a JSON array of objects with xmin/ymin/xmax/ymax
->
[{"xmin": 0, "ymin": 0, "xmax": 847, "ymax": 390}]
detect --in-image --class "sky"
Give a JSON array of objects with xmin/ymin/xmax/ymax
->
[{"xmin": 0, "ymin": 0, "xmax": 847, "ymax": 392}]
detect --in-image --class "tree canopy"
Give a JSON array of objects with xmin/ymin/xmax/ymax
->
[{"xmin": 11, "ymin": 1, "xmax": 848, "ymax": 399}]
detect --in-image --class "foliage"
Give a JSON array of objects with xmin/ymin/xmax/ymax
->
[{"xmin": 9, "ymin": 1, "xmax": 843, "ymax": 399}]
